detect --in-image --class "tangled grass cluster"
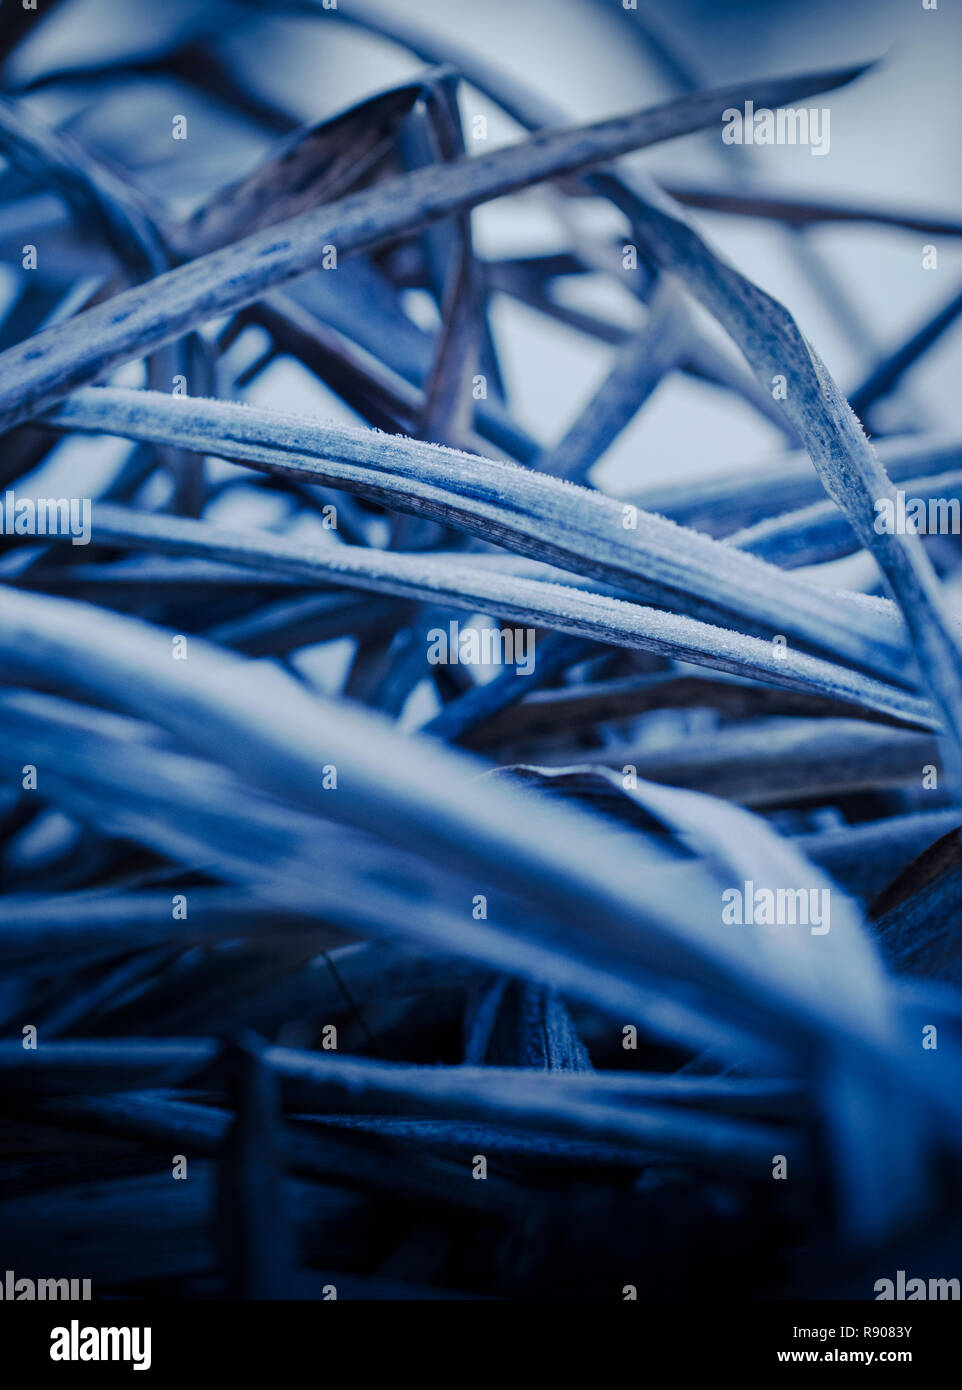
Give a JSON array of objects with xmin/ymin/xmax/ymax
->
[{"xmin": 0, "ymin": 0, "xmax": 960, "ymax": 1299}]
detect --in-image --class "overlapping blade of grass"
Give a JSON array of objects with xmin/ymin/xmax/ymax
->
[
  {"xmin": 23, "ymin": 1090, "xmax": 529, "ymax": 1216},
  {"xmin": 43, "ymin": 498, "xmax": 933, "ymax": 727},
  {"xmin": 265, "ymin": 1049, "xmax": 794, "ymax": 1173},
  {"xmin": 45, "ymin": 387, "xmax": 917, "ymax": 682},
  {"xmin": 3, "ymin": 692, "xmax": 743, "ymax": 1051},
  {"xmin": 0, "ymin": 60, "xmax": 871, "ymax": 431},
  {"xmin": 0, "ymin": 1041, "xmax": 794, "ymax": 1172},
  {"xmin": 591, "ymin": 167, "xmax": 962, "ymax": 763},
  {"xmin": 0, "ymin": 582, "xmax": 950, "ymax": 1113},
  {"xmin": 507, "ymin": 12, "xmax": 960, "ymax": 742},
  {"xmin": 0, "ymin": 675, "xmax": 776, "ymax": 1062},
  {"xmin": 0, "ymin": 687, "xmax": 582, "ymax": 959},
  {"xmin": 325, "ymin": 0, "xmax": 824, "ymax": 450},
  {"xmin": 15, "ymin": 1045, "xmax": 802, "ymax": 1125},
  {"xmin": 348, "ymin": 0, "xmax": 881, "ymax": 465},
  {"xmin": 486, "ymin": 764, "xmax": 928, "ymax": 1236}
]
